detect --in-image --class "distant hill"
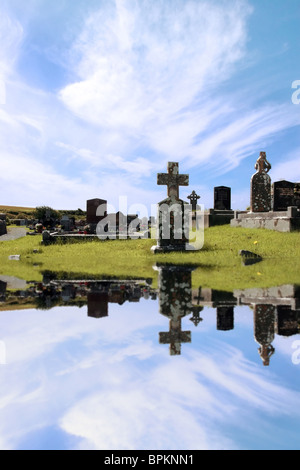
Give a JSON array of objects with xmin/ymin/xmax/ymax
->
[{"xmin": 0, "ymin": 205, "xmax": 35, "ymax": 213}]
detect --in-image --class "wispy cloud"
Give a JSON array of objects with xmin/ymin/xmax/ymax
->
[{"xmin": 59, "ymin": 0, "xmax": 253, "ymax": 161}]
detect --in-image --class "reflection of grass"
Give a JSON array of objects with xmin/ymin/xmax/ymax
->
[{"xmin": 0, "ymin": 226, "xmax": 300, "ymax": 291}]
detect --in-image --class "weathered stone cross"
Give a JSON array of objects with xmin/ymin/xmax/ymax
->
[{"xmin": 157, "ymin": 162, "xmax": 189, "ymax": 199}]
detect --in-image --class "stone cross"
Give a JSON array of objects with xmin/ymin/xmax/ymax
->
[
  {"xmin": 157, "ymin": 162, "xmax": 189, "ymax": 199},
  {"xmin": 187, "ymin": 190, "xmax": 201, "ymax": 212}
]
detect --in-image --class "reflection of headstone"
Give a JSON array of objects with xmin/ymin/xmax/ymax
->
[
  {"xmin": 152, "ymin": 162, "xmax": 190, "ymax": 253},
  {"xmin": 214, "ymin": 186, "xmax": 231, "ymax": 211},
  {"xmin": 254, "ymin": 304, "xmax": 275, "ymax": 366},
  {"xmin": 276, "ymin": 306, "xmax": 299, "ymax": 337},
  {"xmin": 0, "ymin": 281, "xmax": 7, "ymax": 302},
  {"xmin": 88, "ymin": 292, "xmax": 109, "ymax": 318},
  {"xmin": 61, "ymin": 285, "xmax": 75, "ymax": 302},
  {"xmin": 157, "ymin": 264, "xmax": 194, "ymax": 355},
  {"xmin": 217, "ymin": 307, "xmax": 234, "ymax": 331},
  {"xmin": 250, "ymin": 152, "xmax": 272, "ymax": 212},
  {"xmin": 273, "ymin": 180, "xmax": 298, "ymax": 211},
  {"xmin": 87, "ymin": 199, "xmax": 107, "ymax": 225}
]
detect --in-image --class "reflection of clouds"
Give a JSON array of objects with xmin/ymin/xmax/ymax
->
[
  {"xmin": 0, "ymin": 302, "xmax": 299, "ymax": 449},
  {"xmin": 60, "ymin": 346, "xmax": 300, "ymax": 450}
]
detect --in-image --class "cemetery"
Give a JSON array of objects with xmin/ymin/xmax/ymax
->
[{"xmin": 0, "ymin": 152, "xmax": 300, "ymax": 292}]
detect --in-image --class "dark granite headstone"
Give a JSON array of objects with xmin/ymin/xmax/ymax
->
[
  {"xmin": 0, "ymin": 220, "xmax": 7, "ymax": 236},
  {"xmin": 250, "ymin": 152, "xmax": 272, "ymax": 212},
  {"xmin": 273, "ymin": 180, "xmax": 299, "ymax": 211},
  {"xmin": 214, "ymin": 186, "xmax": 231, "ymax": 210},
  {"xmin": 87, "ymin": 199, "xmax": 107, "ymax": 225}
]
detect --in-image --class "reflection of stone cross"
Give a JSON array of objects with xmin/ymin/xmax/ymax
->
[
  {"xmin": 159, "ymin": 320, "xmax": 191, "ymax": 356},
  {"xmin": 190, "ymin": 306, "xmax": 203, "ymax": 327},
  {"xmin": 194, "ymin": 287, "xmax": 204, "ymax": 304},
  {"xmin": 157, "ymin": 162, "xmax": 189, "ymax": 199},
  {"xmin": 187, "ymin": 191, "xmax": 201, "ymax": 211}
]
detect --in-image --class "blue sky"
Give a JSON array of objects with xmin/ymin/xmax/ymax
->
[{"xmin": 0, "ymin": 0, "xmax": 299, "ymax": 211}]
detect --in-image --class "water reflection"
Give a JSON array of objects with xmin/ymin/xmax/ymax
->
[{"xmin": 0, "ymin": 269, "xmax": 300, "ymax": 367}]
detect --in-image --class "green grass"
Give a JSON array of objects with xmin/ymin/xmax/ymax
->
[{"xmin": 0, "ymin": 226, "xmax": 299, "ymax": 291}]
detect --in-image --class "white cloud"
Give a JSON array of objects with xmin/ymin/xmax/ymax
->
[{"xmin": 59, "ymin": 0, "xmax": 253, "ymax": 158}]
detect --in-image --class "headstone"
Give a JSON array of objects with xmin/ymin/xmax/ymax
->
[
  {"xmin": 152, "ymin": 162, "xmax": 190, "ymax": 253},
  {"xmin": 214, "ymin": 186, "xmax": 231, "ymax": 210},
  {"xmin": 88, "ymin": 292, "xmax": 109, "ymax": 318},
  {"xmin": 0, "ymin": 220, "xmax": 7, "ymax": 236},
  {"xmin": 250, "ymin": 152, "xmax": 272, "ymax": 212},
  {"xmin": 273, "ymin": 180, "xmax": 300, "ymax": 211},
  {"xmin": 157, "ymin": 264, "xmax": 194, "ymax": 355},
  {"xmin": 61, "ymin": 215, "xmax": 73, "ymax": 232},
  {"xmin": 87, "ymin": 199, "xmax": 107, "ymax": 225}
]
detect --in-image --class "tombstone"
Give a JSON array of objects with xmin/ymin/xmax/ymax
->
[
  {"xmin": 87, "ymin": 199, "xmax": 107, "ymax": 225},
  {"xmin": 217, "ymin": 306, "xmax": 234, "ymax": 331},
  {"xmin": 152, "ymin": 162, "xmax": 190, "ymax": 253},
  {"xmin": 250, "ymin": 152, "xmax": 272, "ymax": 212},
  {"xmin": 254, "ymin": 304, "xmax": 275, "ymax": 366},
  {"xmin": 273, "ymin": 180, "xmax": 299, "ymax": 211},
  {"xmin": 214, "ymin": 186, "xmax": 231, "ymax": 211},
  {"xmin": 88, "ymin": 292, "xmax": 109, "ymax": 319},
  {"xmin": 157, "ymin": 264, "xmax": 194, "ymax": 355},
  {"xmin": 0, "ymin": 220, "xmax": 7, "ymax": 236},
  {"xmin": 61, "ymin": 215, "xmax": 73, "ymax": 232}
]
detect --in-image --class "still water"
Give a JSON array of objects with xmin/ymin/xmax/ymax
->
[{"xmin": 0, "ymin": 267, "xmax": 299, "ymax": 450}]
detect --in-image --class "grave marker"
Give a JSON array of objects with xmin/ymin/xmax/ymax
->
[
  {"xmin": 152, "ymin": 162, "xmax": 190, "ymax": 253},
  {"xmin": 87, "ymin": 198, "xmax": 107, "ymax": 225},
  {"xmin": 273, "ymin": 180, "xmax": 300, "ymax": 211},
  {"xmin": 250, "ymin": 152, "xmax": 272, "ymax": 212},
  {"xmin": 214, "ymin": 186, "xmax": 231, "ymax": 211}
]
